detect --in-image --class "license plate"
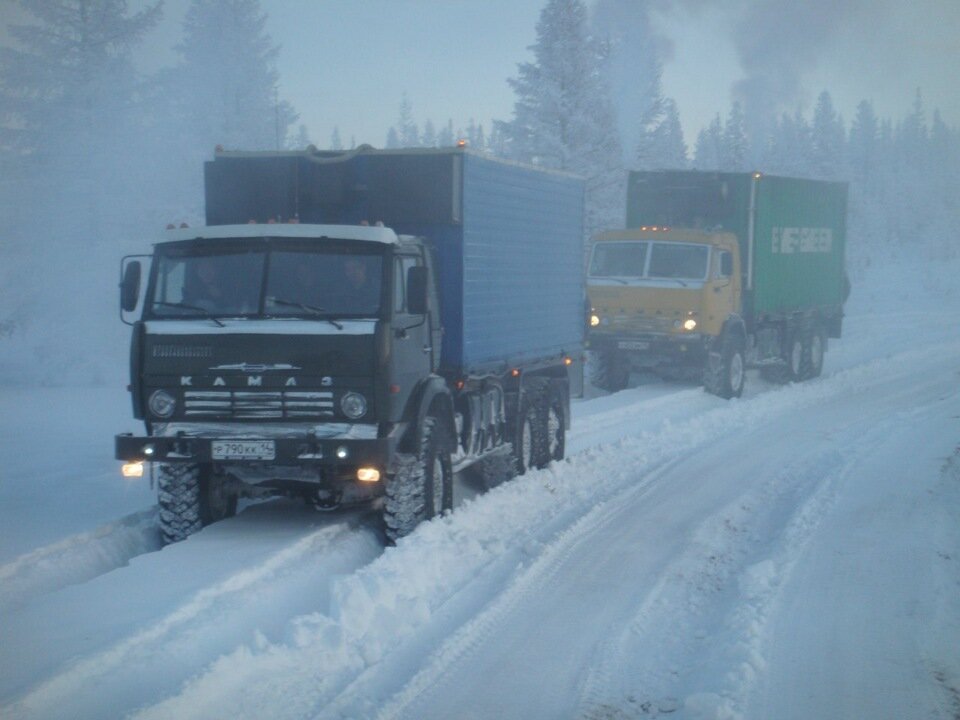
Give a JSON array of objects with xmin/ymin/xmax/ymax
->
[
  {"xmin": 618, "ymin": 340, "xmax": 650, "ymax": 350},
  {"xmin": 211, "ymin": 440, "xmax": 275, "ymax": 460}
]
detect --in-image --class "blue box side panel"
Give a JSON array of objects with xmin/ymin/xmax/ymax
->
[{"xmin": 461, "ymin": 155, "xmax": 585, "ymax": 370}]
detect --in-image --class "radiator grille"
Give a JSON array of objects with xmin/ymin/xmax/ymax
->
[
  {"xmin": 183, "ymin": 390, "xmax": 335, "ymax": 419},
  {"xmin": 152, "ymin": 345, "xmax": 214, "ymax": 359}
]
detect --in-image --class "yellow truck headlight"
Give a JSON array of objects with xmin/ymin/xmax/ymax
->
[
  {"xmin": 590, "ymin": 313, "xmax": 601, "ymax": 327},
  {"xmin": 683, "ymin": 318, "xmax": 698, "ymax": 331}
]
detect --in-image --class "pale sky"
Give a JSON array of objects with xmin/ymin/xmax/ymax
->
[{"xmin": 5, "ymin": 0, "xmax": 960, "ymax": 151}]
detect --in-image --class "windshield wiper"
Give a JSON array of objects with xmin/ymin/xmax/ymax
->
[
  {"xmin": 269, "ymin": 298, "xmax": 344, "ymax": 330},
  {"xmin": 658, "ymin": 277, "xmax": 689, "ymax": 287},
  {"xmin": 152, "ymin": 301, "xmax": 225, "ymax": 327}
]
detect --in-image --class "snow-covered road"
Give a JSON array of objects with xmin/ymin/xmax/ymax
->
[{"xmin": 1, "ymin": 305, "xmax": 959, "ymax": 720}]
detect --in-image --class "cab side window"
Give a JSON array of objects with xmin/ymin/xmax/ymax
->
[
  {"xmin": 394, "ymin": 255, "xmax": 420, "ymax": 313},
  {"xmin": 717, "ymin": 250, "xmax": 733, "ymax": 279}
]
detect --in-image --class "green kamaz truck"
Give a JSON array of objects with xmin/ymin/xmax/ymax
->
[{"xmin": 587, "ymin": 170, "xmax": 849, "ymax": 398}]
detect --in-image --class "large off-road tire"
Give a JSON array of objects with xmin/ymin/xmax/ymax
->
[
  {"xmin": 762, "ymin": 331, "xmax": 805, "ymax": 385},
  {"xmin": 589, "ymin": 347, "xmax": 629, "ymax": 393},
  {"xmin": 514, "ymin": 384, "xmax": 548, "ymax": 475},
  {"xmin": 158, "ymin": 463, "xmax": 236, "ymax": 545},
  {"xmin": 542, "ymin": 383, "xmax": 566, "ymax": 466},
  {"xmin": 803, "ymin": 326, "xmax": 826, "ymax": 379},
  {"xmin": 786, "ymin": 332, "xmax": 805, "ymax": 382},
  {"xmin": 384, "ymin": 415, "xmax": 453, "ymax": 543},
  {"xmin": 478, "ymin": 448, "xmax": 518, "ymax": 490},
  {"xmin": 158, "ymin": 463, "xmax": 202, "ymax": 545},
  {"xmin": 703, "ymin": 334, "xmax": 746, "ymax": 399}
]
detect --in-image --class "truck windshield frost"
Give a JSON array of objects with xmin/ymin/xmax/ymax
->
[
  {"xmin": 589, "ymin": 241, "xmax": 710, "ymax": 281},
  {"xmin": 148, "ymin": 245, "xmax": 384, "ymax": 319}
]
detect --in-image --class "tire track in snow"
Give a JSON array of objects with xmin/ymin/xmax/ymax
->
[
  {"xmin": 369, "ymin": 458, "xmax": 681, "ymax": 720},
  {"xmin": 0, "ymin": 508, "xmax": 160, "ymax": 614},
  {"xmin": 575, "ymin": 376, "xmax": 956, "ymax": 720},
  {"xmin": 2, "ymin": 519, "xmax": 382, "ymax": 720},
  {"xmin": 315, "ymin": 343, "xmax": 959, "ymax": 720}
]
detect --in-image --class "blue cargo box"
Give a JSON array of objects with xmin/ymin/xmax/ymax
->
[{"xmin": 205, "ymin": 148, "xmax": 585, "ymax": 375}]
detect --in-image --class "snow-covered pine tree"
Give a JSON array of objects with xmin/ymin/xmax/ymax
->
[
  {"xmin": 330, "ymin": 126, "xmax": 343, "ymax": 151},
  {"xmin": 421, "ymin": 119, "xmax": 437, "ymax": 148},
  {"xmin": 487, "ymin": 122, "xmax": 507, "ymax": 157},
  {"xmin": 811, "ymin": 91, "xmax": 846, "ymax": 180},
  {"xmin": 721, "ymin": 101, "xmax": 749, "ymax": 171},
  {"xmin": 385, "ymin": 127, "xmax": 400, "ymax": 149},
  {"xmin": 465, "ymin": 119, "xmax": 486, "ymax": 153},
  {"xmin": 0, "ymin": 0, "xmax": 162, "ymax": 239},
  {"xmin": 639, "ymin": 98, "xmax": 687, "ymax": 170},
  {"xmin": 397, "ymin": 93, "xmax": 419, "ymax": 147},
  {"xmin": 762, "ymin": 109, "xmax": 814, "ymax": 178},
  {"xmin": 171, "ymin": 0, "xmax": 297, "ymax": 157},
  {"xmin": 499, "ymin": 0, "xmax": 623, "ymax": 239},
  {"xmin": 693, "ymin": 115, "xmax": 723, "ymax": 170},
  {"xmin": 294, "ymin": 124, "xmax": 312, "ymax": 149},
  {"xmin": 592, "ymin": 0, "xmax": 665, "ymax": 168},
  {"xmin": 438, "ymin": 119, "xmax": 454, "ymax": 148},
  {"xmin": 848, "ymin": 100, "xmax": 879, "ymax": 189}
]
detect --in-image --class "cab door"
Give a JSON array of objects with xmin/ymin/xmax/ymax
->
[
  {"xmin": 704, "ymin": 245, "xmax": 742, "ymax": 335},
  {"xmin": 389, "ymin": 252, "xmax": 432, "ymax": 415}
]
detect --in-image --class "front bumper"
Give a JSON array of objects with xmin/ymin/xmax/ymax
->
[
  {"xmin": 589, "ymin": 331, "xmax": 707, "ymax": 367},
  {"xmin": 115, "ymin": 428, "xmax": 396, "ymax": 469}
]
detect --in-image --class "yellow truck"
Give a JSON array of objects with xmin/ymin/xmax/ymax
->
[{"xmin": 587, "ymin": 170, "xmax": 848, "ymax": 398}]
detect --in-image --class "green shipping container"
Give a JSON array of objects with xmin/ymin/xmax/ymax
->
[{"xmin": 627, "ymin": 171, "xmax": 848, "ymax": 319}]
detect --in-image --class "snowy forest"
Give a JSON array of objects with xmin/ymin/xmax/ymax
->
[{"xmin": 1, "ymin": 0, "xmax": 958, "ymax": 384}]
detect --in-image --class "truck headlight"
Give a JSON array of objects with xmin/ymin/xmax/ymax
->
[
  {"xmin": 590, "ymin": 313, "xmax": 601, "ymax": 327},
  {"xmin": 683, "ymin": 318, "xmax": 698, "ymax": 331},
  {"xmin": 340, "ymin": 392, "xmax": 367, "ymax": 419},
  {"xmin": 148, "ymin": 390, "xmax": 176, "ymax": 418}
]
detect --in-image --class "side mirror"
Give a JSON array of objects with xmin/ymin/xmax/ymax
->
[
  {"xmin": 720, "ymin": 251, "xmax": 733, "ymax": 278},
  {"xmin": 121, "ymin": 260, "xmax": 142, "ymax": 313},
  {"xmin": 406, "ymin": 266, "xmax": 428, "ymax": 315}
]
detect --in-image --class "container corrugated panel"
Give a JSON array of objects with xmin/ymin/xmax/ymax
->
[
  {"xmin": 460, "ymin": 154, "xmax": 584, "ymax": 372},
  {"xmin": 752, "ymin": 176, "xmax": 848, "ymax": 315}
]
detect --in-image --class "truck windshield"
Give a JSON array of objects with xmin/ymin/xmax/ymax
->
[
  {"xmin": 589, "ymin": 241, "xmax": 710, "ymax": 281},
  {"xmin": 647, "ymin": 243, "xmax": 709, "ymax": 280},
  {"xmin": 148, "ymin": 246, "xmax": 384, "ymax": 319},
  {"xmin": 589, "ymin": 242, "xmax": 648, "ymax": 278}
]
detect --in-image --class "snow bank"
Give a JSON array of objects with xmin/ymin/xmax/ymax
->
[{"xmin": 130, "ymin": 338, "xmax": 959, "ymax": 720}]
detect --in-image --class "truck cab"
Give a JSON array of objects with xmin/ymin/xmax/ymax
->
[
  {"xmin": 587, "ymin": 170, "xmax": 848, "ymax": 399},
  {"xmin": 117, "ymin": 223, "xmax": 443, "ymax": 541},
  {"xmin": 587, "ymin": 228, "xmax": 742, "ymax": 391}
]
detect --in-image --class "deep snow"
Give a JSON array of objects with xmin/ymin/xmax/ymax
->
[{"xmin": 1, "ymin": 257, "xmax": 959, "ymax": 720}]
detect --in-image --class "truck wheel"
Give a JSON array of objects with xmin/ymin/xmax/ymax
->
[
  {"xmin": 704, "ymin": 335, "xmax": 745, "ymax": 399},
  {"xmin": 158, "ymin": 463, "xmax": 236, "ymax": 545},
  {"xmin": 543, "ymin": 385, "xmax": 566, "ymax": 465},
  {"xmin": 158, "ymin": 463, "xmax": 202, "ymax": 544},
  {"xmin": 478, "ymin": 448, "xmax": 518, "ymax": 490},
  {"xmin": 384, "ymin": 415, "xmax": 453, "ymax": 543},
  {"xmin": 787, "ymin": 333, "xmax": 805, "ymax": 382},
  {"xmin": 805, "ymin": 327, "xmax": 826, "ymax": 379},
  {"xmin": 589, "ymin": 348, "xmax": 629, "ymax": 393},
  {"xmin": 515, "ymin": 386, "xmax": 547, "ymax": 474}
]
